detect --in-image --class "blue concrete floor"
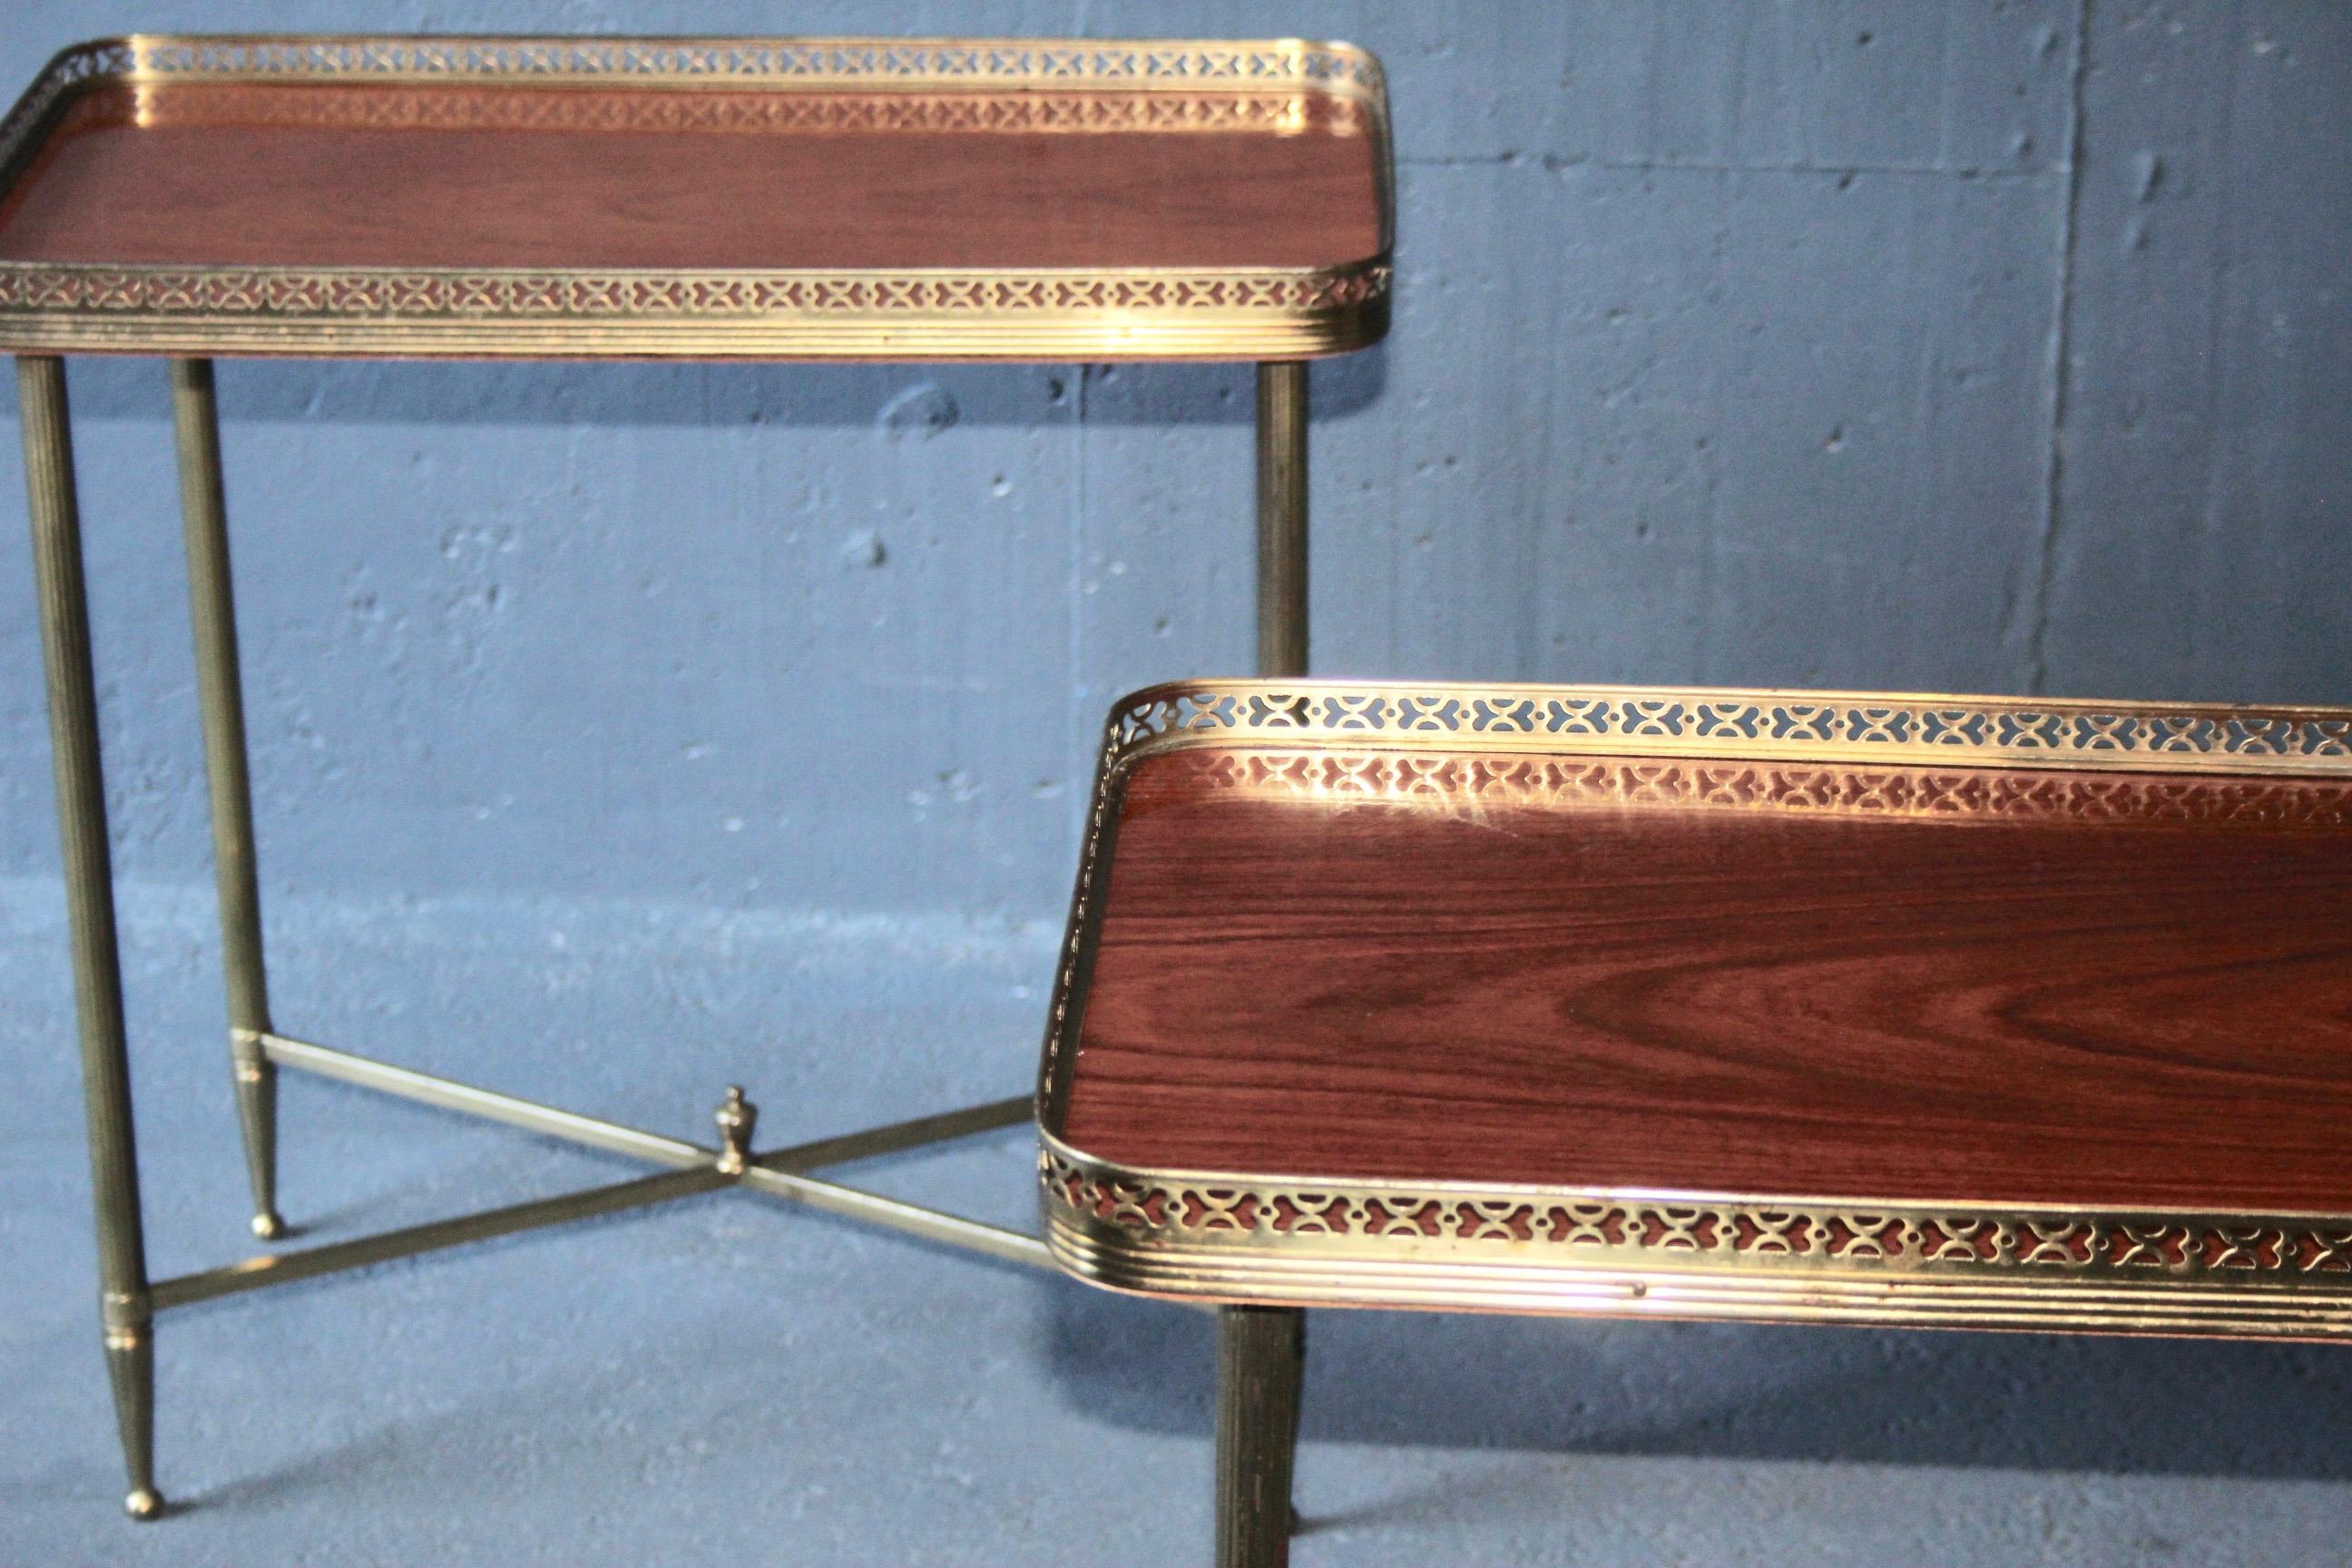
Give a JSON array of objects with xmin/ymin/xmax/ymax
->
[{"xmin": 5, "ymin": 879, "xmax": 2350, "ymax": 1565}]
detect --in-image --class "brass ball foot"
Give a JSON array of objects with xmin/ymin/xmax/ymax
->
[
  {"xmin": 251, "ymin": 1210, "xmax": 286, "ymax": 1241},
  {"xmin": 124, "ymin": 1487, "xmax": 163, "ymax": 1520}
]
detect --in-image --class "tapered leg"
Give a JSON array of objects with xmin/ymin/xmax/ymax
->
[
  {"xmin": 1240, "ymin": 361, "xmax": 1310, "ymax": 1563},
  {"xmin": 103, "ymin": 1328, "xmax": 158, "ymax": 1517},
  {"xmin": 1216, "ymin": 1305, "xmax": 1305, "ymax": 1568},
  {"xmin": 170, "ymin": 358, "xmax": 282, "ymax": 1241},
  {"xmin": 1255, "ymin": 362, "xmax": 1308, "ymax": 679},
  {"xmin": 21, "ymin": 356, "xmax": 162, "ymax": 1520}
]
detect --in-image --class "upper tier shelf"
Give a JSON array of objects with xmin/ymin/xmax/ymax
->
[{"xmin": 0, "ymin": 35, "xmax": 1393, "ymax": 360}]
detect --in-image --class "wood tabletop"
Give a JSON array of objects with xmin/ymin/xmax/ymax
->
[
  {"xmin": 0, "ymin": 37, "xmax": 1391, "ymax": 358},
  {"xmin": 1037, "ymin": 681, "xmax": 2352, "ymax": 1335},
  {"xmin": 1060, "ymin": 746, "xmax": 2352, "ymax": 1214}
]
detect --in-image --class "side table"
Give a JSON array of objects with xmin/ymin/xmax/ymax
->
[
  {"xmin": 1040, "ymin": 680, "xmax": 2352, "ymax": 1566},
  {"xmin": 0, "ymin": 34, "xmax": 1393, "ymax": 1519}
]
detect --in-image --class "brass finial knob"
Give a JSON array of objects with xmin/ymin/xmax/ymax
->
[{"xmin": 714, "ymin": 1085, "xmax": 757, "ymax": 1175}]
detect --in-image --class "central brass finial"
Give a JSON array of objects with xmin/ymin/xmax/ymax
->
[{"xmin": 714, "ymin": 1085, "xmax": 757, "ymax": 1175}]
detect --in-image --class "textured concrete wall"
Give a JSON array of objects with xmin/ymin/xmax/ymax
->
[{"xmin": 3, "ymin": 2, "xmax": 2347, "ymax": 920}]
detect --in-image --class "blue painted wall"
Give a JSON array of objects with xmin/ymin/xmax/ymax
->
[{"xmin": 4, "ymin": 2, "xmax": 2346, "ymax": 921}]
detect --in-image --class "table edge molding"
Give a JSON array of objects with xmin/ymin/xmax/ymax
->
[
  {"xmin": 1037, "ymin": 1133, "xmax": 2352, "ymax": 1336},
  {"xmin": 18, "ymin": 33, "xmax": 1388, "ymax": 96},
  {"xmin": 1094, "ymin": 680, "xmax": 2352, "ymax": 778}
]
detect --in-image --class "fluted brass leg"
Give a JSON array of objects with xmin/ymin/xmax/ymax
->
[
  {"xmin": 1215, "ymin": 1305, "xmax": 1305, "ymax": 1568},
  {"xmin": 1254, "ymin": 362, "xmax": 1308, "ymax": 679},
  {"xmin": 21, "ymin": 356, "xmax": 162, "ymax": 1520},
  {"xmin": 1236, "ymin": 364, "xmax": 1308, "ymax": 1561},
  {"xmin": 171, "ymin": 358, "xmax": 282, "ymax": 1241}
]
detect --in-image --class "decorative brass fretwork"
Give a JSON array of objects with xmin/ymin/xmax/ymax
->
[
  {"xmin": 0, "ymin": 266, "xmax": 1387, "ymax": 327},
  {"xmin": 92, "ymin": 82, "xmax": 1376, "ymax": 138},
  {"xmin": 1102, "ymin": 681, "xmax": 2352, "ymax": 778},
  {"xmin": 1037, "ymin": 1138, "xmax": 2352, "ymax": 1336},
  {"xmin": 1043, "ymin": 1145, "xmax": 2352, "ymax": 1283},
  {"xmin": 1151, "ymin": 746, "xmax": 2352, "ymax": 830},
  {"xmin": 31, "ymin": 35, "xmax": 1387, "ymax": 93}
]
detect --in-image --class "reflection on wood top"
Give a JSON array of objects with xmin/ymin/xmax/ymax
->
[
  {"xmin": 0, "ymin": 81, "xmax": 1383, "ymax": 271},
  {"xmin": 1058, "ymin": 745, "xmax": 2352, "ymax": 1215}
]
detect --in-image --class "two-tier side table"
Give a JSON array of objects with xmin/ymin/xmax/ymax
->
[
  {"xmin": 0, "ymin": 34, "xmax": 1392, "ymax": 1519},
  {"xmin": 1041, "ymin": 680, "xmax": 2352, "ymax": 1567}
]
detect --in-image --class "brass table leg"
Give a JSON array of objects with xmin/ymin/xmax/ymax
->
[
  {"xmin": 172, "ymin": 358, "xmax": 283, "ymax": 1242},
  {"xmin": 1245, "ymin": 361, "xmax": 1311, "ymax": 1558},
  {"xmin": 1255, "ymin": 362, "xmax": 1308, "ymax": 680},
  {"xmin": 20, "ymin": 356, "xmax": 162, "ymax": 1520},
  {"xmin": 1216, "ymin": 1305, "xmax": 1305, "ymax": 1568}
]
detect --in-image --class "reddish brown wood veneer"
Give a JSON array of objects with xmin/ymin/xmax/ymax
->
[
  {"xmin": 0, "ymin": 82, "xmax": 1385, "ymax": 271},
  {"xmin": 1058, "ymin": 750, "xmax": 2352, "ymax": 1213}
]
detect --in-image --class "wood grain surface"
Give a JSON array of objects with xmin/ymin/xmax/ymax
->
[
  {"xmin": 0, "ymin": 82, "xmax": 1384, "ymax": 270},
  {"xmin": 1057, "ymin": 749, "xmax": 2352, "ymax": 1212}
]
